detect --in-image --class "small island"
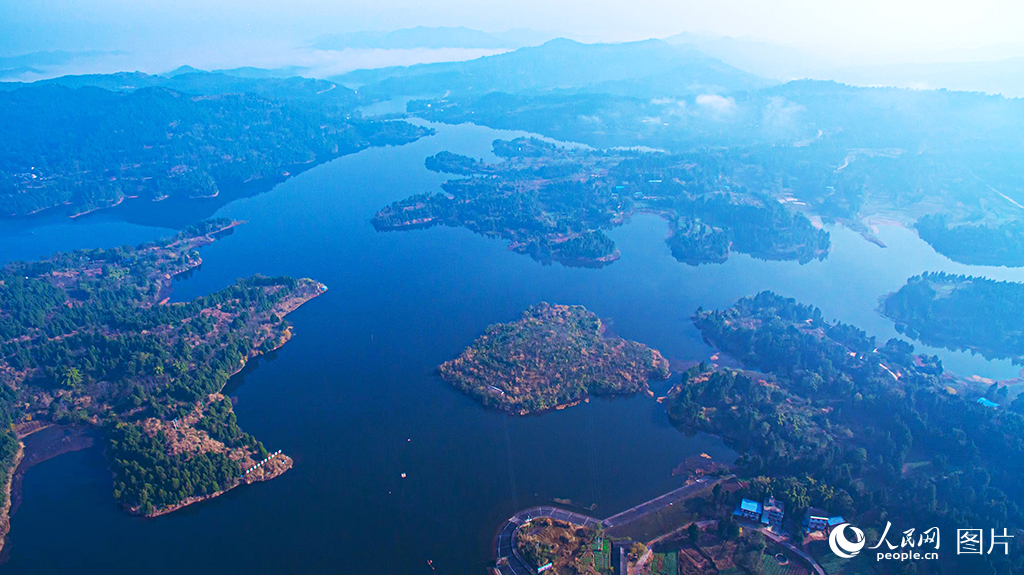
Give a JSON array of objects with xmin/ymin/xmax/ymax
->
[
  {"xmin": 439, "ymin": 303, "xmax": 669, "ymax": 414},
  {"xmin": 0, "ymin": 219, "xmax": 324, "ymax": 551},
  {"xmin": 881, "ymin": 271, "xmax": 1024, "ymax": 363},
  {"xmin": 915, "ymin": 215, "xmax": 1024, "ymax": 268}
]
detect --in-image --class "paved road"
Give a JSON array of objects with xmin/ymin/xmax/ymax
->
[
  {"xmin": 494, "ymin": 476, "xmax": 730, "ymax": 574},
  {"xmin": 603, "ymin": 476, "xmax": 724, "ymax": 529}
]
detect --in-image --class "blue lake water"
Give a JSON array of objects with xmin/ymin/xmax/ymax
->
[{"xmin": 0, "ymin": 121, "xmax": 1021, "ymax": 574}]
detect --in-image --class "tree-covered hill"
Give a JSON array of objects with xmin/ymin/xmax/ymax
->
[
  {"xmin": 0, "ymin": 80, "xmax": 430, "ymax": 217},
  {"xmin": 336, "ymin": 38, "xmax": 771, "ymax": 98}
]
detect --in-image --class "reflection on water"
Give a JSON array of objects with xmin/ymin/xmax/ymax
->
[{"xmin": 1, "ymin": 120, "xmax": 1022, "ymax": 574}]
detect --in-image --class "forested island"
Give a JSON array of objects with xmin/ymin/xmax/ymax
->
[
  {"xmin": 0, "ymin": 76, "xmax": 430, "ymax": 217},
  {"xmin": 667, "ymin": 292, "xmax": 1024, "ymax": 574},
  {"xmin": 882, "ymin": 271, "xmax": 1024, "ymax": 363},
  {"xmin": 374, "ymin": 137, "xmax": 830, "ymax": 267},
  {"xmin": 438, "ymin": 303, "xmax": 669, "ymax": 414},
  {"xmin": 915, "ymin": 215, "xmax": 1024, "ymax": 267},
  {"xmin": 0, "ymin": 219, "xmax": 323, "ymax": 550}
]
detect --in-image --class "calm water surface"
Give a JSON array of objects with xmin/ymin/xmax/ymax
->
[{"xmin": 0, "ymin": 121, "xmax": 1021, "ymax": 574}]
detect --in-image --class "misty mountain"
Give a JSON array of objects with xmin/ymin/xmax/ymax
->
[
  {"xmin": 335, "ymin": 38, "xmax": 772, "ymax": 98},
  {"xmin": 311, "ymin": 26, "xmax": 552, "ymax": 50},
  {"xmin": 0, "ymin": 50, "xmax": 127, "ymax": 81},
  {"xmin": 312, "ymin": 26, "xmax": 552, "ymax": 50},
  {"xmin": 0, "ymin": 50, "xmax": 123, "ymax": 71},
  {"xmin": 664, "ymin": 31, "xmax": 825, "ymax": 80},
  {"xmin": 826, "ymin": 57, "xmax": 1024, "ymax": 98},
  {"xmin": 207, "ymin": 66, "xmax": 310, "ymax": 80},
  {"xmin": 0, "ymin": 68, "xmax": 361, "ymax": 109},
  {"xmin": 665, "ymin": 32, "xmax": 1024, "ymax": 97}
]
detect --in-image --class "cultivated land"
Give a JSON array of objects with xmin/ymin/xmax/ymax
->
[{"xmin": 439, "ymin": 302, "xmax": 669, "ymax": 414}]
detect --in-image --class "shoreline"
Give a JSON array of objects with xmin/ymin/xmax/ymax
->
[
  {"xmin": 0, "ymin": 443, "xmax": 24, "ymax": 561},
  {"xmin": 0, "ymin": 425, "xmax": 94, "ymax": 561},
  {"xmin": 139, "ymin": 454, "xmax": 294, "ymax": 518}
]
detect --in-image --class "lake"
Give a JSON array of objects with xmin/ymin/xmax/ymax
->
[{"xmin": 1, "ymin": 120, "xmax": 1021, "ymax": 574}]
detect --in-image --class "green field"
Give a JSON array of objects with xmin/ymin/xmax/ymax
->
[
  {"xmin": 648, "ymin": 552, "xmax": 678, "ymax": 575},
  {"xmin": 592, "ymin": 538, "xmax": 611, "ymax": 573}
]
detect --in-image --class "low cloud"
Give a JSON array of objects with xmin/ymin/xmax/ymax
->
[{"xmin": 695, "ymin": 94, "xmax": 736, "ymax": 114}]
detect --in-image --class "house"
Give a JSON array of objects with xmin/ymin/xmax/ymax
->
[
  {"xmin": 734, "ymin": 498, "xmax": 763, "ymax": 522},
  {"xmin": 761, "ymin": 497, "xmax": 785, "ymax": 528},
  {"xmin": 803, "ymin": 507, "xmax": 830, "ymax": 532},
  {"xmin": 827, "ymin": 516, "xmax": 846, "ymax": 531}
]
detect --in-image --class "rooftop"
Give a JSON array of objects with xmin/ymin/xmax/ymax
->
[
  {"xmin": 763, "ymin": 496, "xmax": 785, "ymax": 512},
  {"xmin": 804, "ymin": 507, "xmax": 829, "ymax": 519},
  {"xmin": 739, "ymin": 499, "xmax": 763, "ymax": 514}
]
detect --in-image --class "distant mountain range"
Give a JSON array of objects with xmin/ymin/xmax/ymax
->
[
  {"xmin": 335, "ymin": 38, "xmax": 773, "ymax": 98},
  {"xmin": 0, "ymin": 50, "xmax": 124, "ymax": 71},
  {"xmin": 0, "ymin": 50, "xmax": 125, "ymax": 81},
  {"xmin": 664, "ymin": 31, "xmax": 1024, "ymax": 97},
  {"xmin": 0, "ymin": 67, "xmax": 360, "ymax": 108},
  {"xmin": 312, "ymin": 26, "xmax": 554, "ymax": 51},
  {"xmin": 826, "ymin": 58, "xmax": 1024, "ymax": 98}
]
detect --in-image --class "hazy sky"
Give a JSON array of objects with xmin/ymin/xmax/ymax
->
[{"xmin": 2, "ymin": 0, "xmax": 1023, "ymax": 62}]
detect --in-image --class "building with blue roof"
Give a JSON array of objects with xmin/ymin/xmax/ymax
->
[{"xmin": 734, "ymin": 498, "xmax": 763, "ymax": 522}]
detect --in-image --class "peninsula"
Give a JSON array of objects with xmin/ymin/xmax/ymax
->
[
  {"xmin": 0, "ymin": 77, "xmax": 430, "ymax": 218},
  {"xmin": 667, "ymin": 291, "xmax": 1024, "ymax": 553},
  {"xmin": 0, "ymin": 218, "xmax": 323, "ymax": 551},
  {"xmin": 439, "ymin": 303, "xmax": 669, "ymax": 414}
]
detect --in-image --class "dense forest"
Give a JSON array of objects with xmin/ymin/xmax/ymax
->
[
  {"xmin": 668, "ymin": 292, "xmax": 1023, "ymax": 573},
  {"xmin": 0, "ymin": 219, "xmax": 320, "ymax": 518},
  {"xmin": 439, "ymin": 303, "xmax": 669, "ymax": 414},
  {"xmin": 374, "ymin": 138, "xmax": 829, "ymax": 267},
  {"xmin": 882, "ymin": 271, "xmax": 1024, "ymax": 363},
  {"xmin": 0, "ymin": 80, "xmax": 430, "ymax": 217}
]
